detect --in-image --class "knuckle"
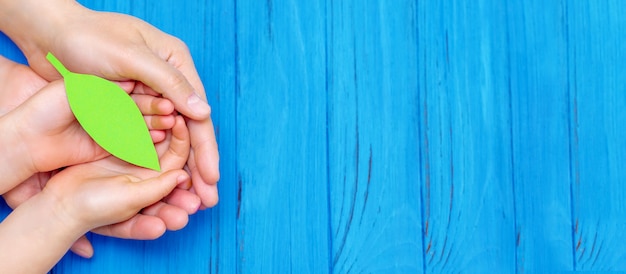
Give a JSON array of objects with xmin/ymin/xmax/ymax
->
[
  {"xmin": 207, "ymin": 169, "xmax": 220, "ymax": 184},
  {"xmin": 172, "ymin": 37, "xmax": 190, "ymax": 53},
  {"xmin": 164, "ymin": 71, "xmax": 189, "ymax": 92}
]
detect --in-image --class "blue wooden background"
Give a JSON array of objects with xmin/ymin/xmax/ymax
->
[{"xmin": 1, "ymin": 0, "xmax": 625, "ymax": 273}]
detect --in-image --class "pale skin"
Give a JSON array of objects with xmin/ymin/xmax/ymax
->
[
  {"xmin": 0, "ymin": 0, "xmax": 220, "ymax": 206},
  {"xmin": 0, "ymin": 114, "xmax": 192, "ymax": 273},
  {"xmin": 0, "ymin": 56, "xmax": 201, "ymax": 258}
]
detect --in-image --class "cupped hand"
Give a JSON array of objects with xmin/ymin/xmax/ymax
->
[
  {"xmin": 24, "ymin": 6, "xmax": 220, "ymax": 207},
  {"xmin": 0, "ymin": 57, "xmax": 200, "ymax": 258},
  {"xmin": 42, "ymin": 116, "xmax": 199, "ymax": 258}
]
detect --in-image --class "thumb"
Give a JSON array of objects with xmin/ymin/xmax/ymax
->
[
  {"xmin": 127, "ymin": 170, "xmax": 190, "ymax": 210},
  {"xmin": 121, "ymin": 50, "xmax": 211, "ymax": 120}
]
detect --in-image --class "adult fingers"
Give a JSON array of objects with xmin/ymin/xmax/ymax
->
[
  {"xmin": 91, "ymin": 215, "xmax": 166, "ymax": 240},
  {"xmin": 188, "ymin": 149, "xmax": 219, "ymax": 208},
  {"xmin": 186, "ymin": 118, "xmax": 220, "ymax": 208},
  {"xmin": 120, "ymin": 49, "xmax": 210, "ymax": 120},
  {"xmin": 188, "ymin": 118, "xmax": 220, "ymax": 185},
  {"xmin": 69, "ymin": 235, "xmax": 94, "ymax": 259},
  {"xmin": 141, "ymin": 201, "xmax": 188, "ymax": 231},
  {"xmin": 2, "ymin": 173, "xmax": 48, "ymax": 209},
  {"xmin": 162, "ymin": 188, "xmax": 201, "ymax": 215}
]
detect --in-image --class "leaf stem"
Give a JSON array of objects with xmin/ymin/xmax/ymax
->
[{"xmin": 46, "ymin": 52, "xmax": 70, "ymax": 77}]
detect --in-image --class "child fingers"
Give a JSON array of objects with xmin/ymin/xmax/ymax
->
[
  {"xmin": 145, "ymin": 114, "xmax": 176, "ymax": 130},
  {"xmin": 126, "ymin": 170, "xmax": 188, "ymax": 210},
  {"xmin": 1, "ymin": 173, "xmax": 49, "ymax": 209},
  {"xmin": 141, "ymin": 201, "xmax": 189, "ymax": 231},
  {"xmin": 120, "ymin": 49, "xmax": 209, "ymax": 120},
  {"xmin": 113, "ymin": 80, "xmax": 136, "ymax": 93},
  {"xmin": 131, "ymin": 93, "xmax": 175, "ymax": 116},
  {"xmin": 158, "ymin": 116, "xmax": 190, "ymax": 171},
  {"xmin": 150, "ymin": 130, "xmax": 166, "ymax": 143},
  {"xmin": 132, "ymin": 81, "xmax": 161, "ymax": 97}
]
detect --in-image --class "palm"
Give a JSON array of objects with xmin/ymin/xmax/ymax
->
[
  {"xmin": 15, "ymin": 81, "xmax": 107, "ymax": 172},
  {"xmin": 45, "ymin": 115, "xmax": 192, "ymax": 239},
  {"xmin": 0, "ymin": 57, "xmax": 47, "ymax": 115},
  {"xmin": 0, "ymin": 58, "xmax": 106, "ymax": 172}
]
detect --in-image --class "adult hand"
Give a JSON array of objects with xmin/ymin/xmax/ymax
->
[
  {"xmin": 0, "ymin": 1, "xmax": 220, "ymax": 207},
  {"xmin": 0, "ymin": 57, "xmax": 201, "ymax": 258},
  {"xmin": 46, "ymin": 115, "xmax": 192, "ymax": 234},
  {"xmin": 3, "ymin": 116, "xmax": 202, "ymax": 259}
]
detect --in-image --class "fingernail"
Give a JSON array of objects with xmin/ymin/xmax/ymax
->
[
  {"xmin": 187, "ymin": 93, "xmax": 211, "ymax": 117},
  {"xmin": 74, "ymin": 246, "xmax": 93, "ymax": 258},
  {"xmin": 177, "ymin": 174, "xmax": 189, "ymax": 184}
]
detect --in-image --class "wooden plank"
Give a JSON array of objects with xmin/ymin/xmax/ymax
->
[
  {"xmin": 1, "ymin": 0, "xmax": 625, "ymax": 272},
  {"xmin": 566, "ymin": 1, "xmax": 626, "ymax": 271},
  {"xmin": 417, "ymin": 1, "xmax": 515, "ymax": 272},
  {"xmin": 506, "ymin": 1, "xmax": 574, "ymax": 272},
  {"xmin": 326, "ymin": 1, "xmax": 422, "ymax": 272},
  {"xmin": 234, "ymin": 0, "xmax": 330, "ymax": 272},
  {"xmin": 199, "ymin": 1, "xmax": 239, "ymax": 273}
]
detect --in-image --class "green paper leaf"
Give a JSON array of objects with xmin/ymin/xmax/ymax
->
[{"xmin": 46, "ymin": 53, "xmax": 160, "ymax": 171}]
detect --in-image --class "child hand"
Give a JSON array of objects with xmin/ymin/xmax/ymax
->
[
  {"xmin": 43, "ymin": 115, "xmax": 191, "ymax": 233},
  {"xmin": 0, "ymin": 171, "xmax": 189, "ymax": 273},
  {"xmin": 0, "ymin": 57, "xmax": 200, "ymax": 258},
  {"xmin": 0, "ymin": 58, "xmax": 177, "ymax": 191},
  {"xmin": 2, "ymin": 117, "xmax": 201, "ymax": 258}
]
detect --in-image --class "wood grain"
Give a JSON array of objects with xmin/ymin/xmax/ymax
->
[
  {"xmin": 418, "ymin": 1, "xmax": 516, "ymax": 272},
  {"xmin": 506, "ymin": 1, "xmax": 574, "ymax": 272},
  {"xmin": 1, "ymin": 0, "xmax": 626, "ymax": 273},
  {"xmin": 235, "ymin": 0, "xmax": 330, "ymax": 272},
  {"xmin": 566, "ymin": 1, "xmax": 626, "ymax": 270},
  {"xmin": 326, "ymin": 0, "xmax": 422, "ymax": 273}
]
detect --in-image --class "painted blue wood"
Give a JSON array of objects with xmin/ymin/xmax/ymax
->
[
  {"xmin": 506, "ymin": 1, "xmax": 574, "ymax": 272},
  {"xmin": 418, "ymin": 1, "xmax": 517, "ymax": 272},
  {"xmin": 566, "ymin": 1, "xmax": 626, "ymax": 271},
  {"xmin": 2, "ymin": 0, "xmax": 626, "ymax": 273},
  {"xmin": 326, "ymin": 1, "xmax": 422, "ymax": 273},
  {"xmin": 0, "ymin": 32, "xmax": 26, "ymax": 64},
  {"xmin": 234, "ymin": 0, "xmax": 330, "ymax": 272}
]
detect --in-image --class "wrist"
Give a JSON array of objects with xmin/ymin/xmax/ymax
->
[
  {"xmin": 0, "ymin": 0, "xmax": 85, "ymax": 62},
  {"xmin": 0, "ymin": 189, "xmax": 85, "ymax": 273},
  {"xmin": 0, "ymin": 114, "xmax": 37, "ymax": 194},
  {"xmin": 39, "ymin": 187, "xmax": 91, "ymax": 236}
]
